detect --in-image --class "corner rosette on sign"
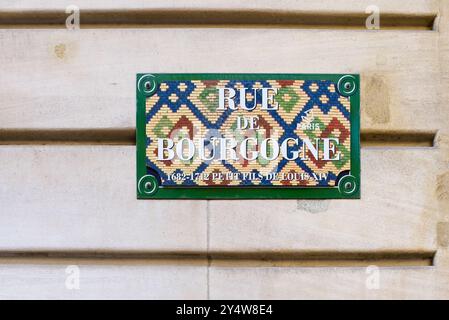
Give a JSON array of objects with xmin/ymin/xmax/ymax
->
[{"xmin": 136, "ymin": 74, "xmax": 360, "ymax": 199}]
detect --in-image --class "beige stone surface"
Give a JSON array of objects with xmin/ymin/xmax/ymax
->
[
  {"xmin": 0, "ymin": 146, "xmax": 207, "ymax": 252},
  {"xmin": 209, "ymin": 266, "xmax": 449, "ymax": 299},
  {"xmin": 209, "ymin": 148, "xmax": 441, "ymax": 252},
  {"xmin": 0, "ymin": 1, "xmax": 438, "ymax": 14},
  {"xmin": 2, "ymin": 262, "xmax": 449, "ymax": 300},
  {"xmin": 0, "ymin": 261, "xmax": 207, "ymax": 299},
  {"xmin": 0, "ymin": 0, "xmax": 448, "ymax": 299},
  {"xmin": 0, "ymin": 146, "xmax": 440, "ymax": 253},
  {"xmin": 0, "ymin": 29, "xmax": 442, "ymax": 132}
]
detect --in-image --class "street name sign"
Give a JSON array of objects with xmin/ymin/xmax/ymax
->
[{"xmin": 137, "ymin": 74, "xmax": 360, "ymax": 199}]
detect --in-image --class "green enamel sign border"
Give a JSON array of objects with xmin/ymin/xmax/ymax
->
[{"xmin": 136, "ymin": 73, "xmax": 360, "ymax": 199}]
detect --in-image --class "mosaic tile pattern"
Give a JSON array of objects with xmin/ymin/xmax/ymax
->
[{"xmin": 145, "ymin": 79, "xmax": 351, "ymax": 187}]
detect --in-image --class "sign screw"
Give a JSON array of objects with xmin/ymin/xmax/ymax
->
[
  {"xmin": 337, "ymin": 75, "xmax": 357, "ymax": 97},
  {"xmin": 338, "ymin": 174, "xmax": 358, "ymax": 196},
  {"xmin": 137, "ymin": 74, "xmax": 158, "ymax": 96},
  {"xmin": 138, "ymin": 175, "xmax": 159, "ymax": 195}
]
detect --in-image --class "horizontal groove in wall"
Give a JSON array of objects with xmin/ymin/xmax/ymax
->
[
  {"xmin": 0, "ymin": 9, "xmax": 437, "ymax": 30},
  {"xmin": 361, "ymin": 130, "xmax": 436, "ymax": 147},
  {"xmin": 0, "ymin": 250, "xmax": 435, "ymax": 267},
  {"xmin": 0, "ymin": 129, "xmax": 437, "ymax": 147},
  {"xmin": 0, "ymin": 128, "xmax": 135, "ymax": 145}
]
